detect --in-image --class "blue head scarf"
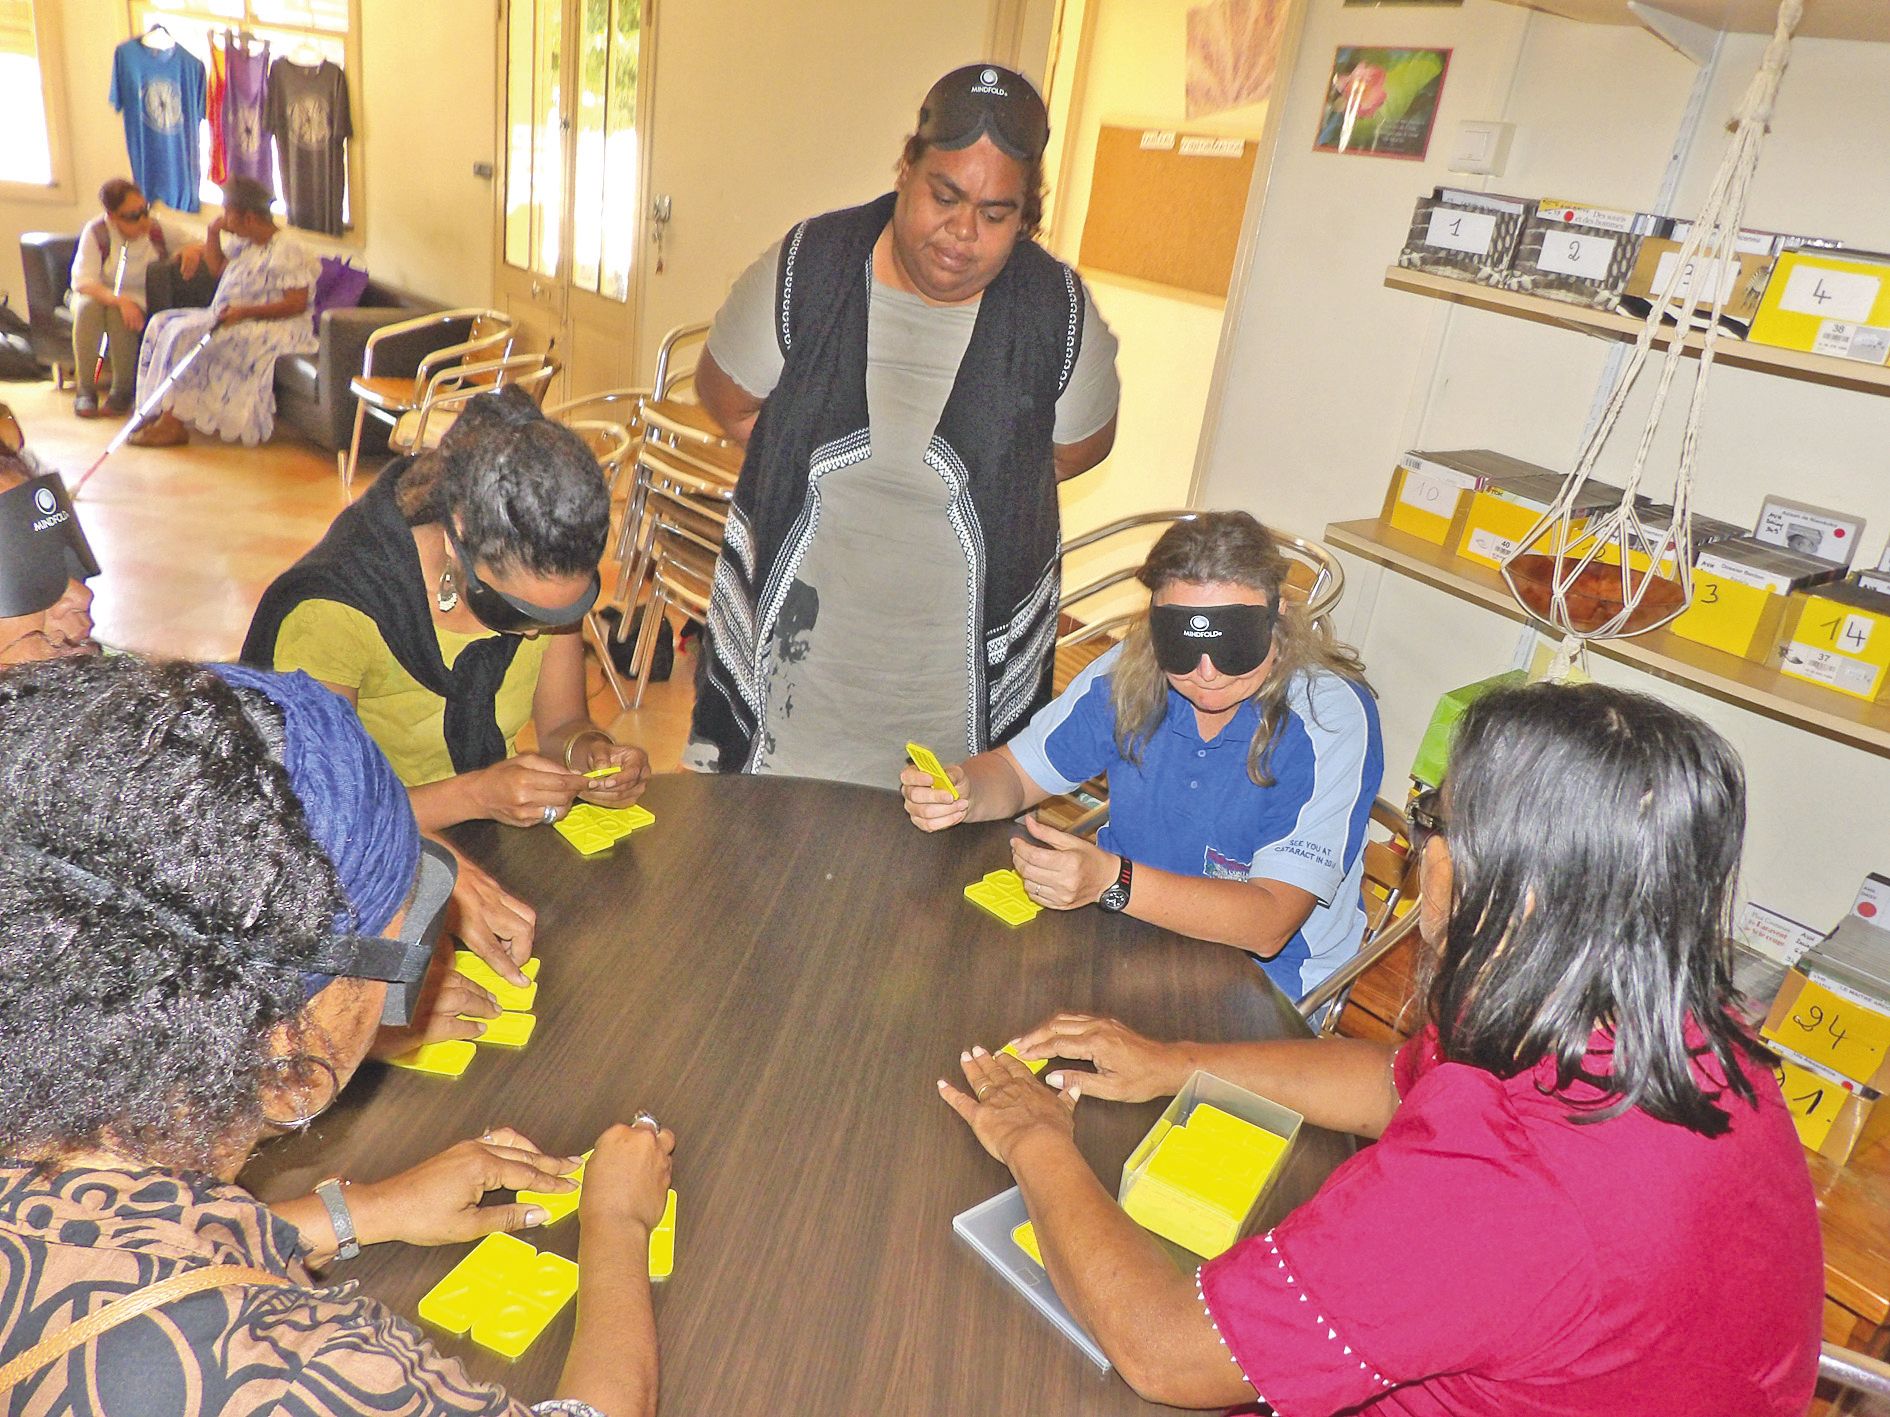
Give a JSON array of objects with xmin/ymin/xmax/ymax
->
[{"xmin": 211, "ymin": 665, "xmax": 421, "ymax": 957}]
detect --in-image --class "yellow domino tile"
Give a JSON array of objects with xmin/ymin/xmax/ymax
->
[
  {"xmin": 1012, "ymin": 1220, "xmax": 1043, "ymax": 1267},
  {"xmin": 965, "ymin": 869, "xmax": 1040, "ymax": 926},
  {"xmin": 418, "ymin": 1232, "xmax": 535, "ymax": 1334},
  {"xmin": 389, "ymin": 1039, "xmax": 477, "ymax": 1077},
  {"xmin": 453, "ymin": 951, "xmax": 540, "ymax": 1012},
  {"xmin": 1145, "ymin": 1127, "xmax": 1269, "ymax": 1221},
  {"xmin": 1122, "ymin": 1173, "xmax": 1243, "ymax": 1258},
  {"xmin": 1186, "ymin": 1104, "xmax": 1288, "ymax": 1172},
  {"xmin": 998, "ymin": 1042, "xmax": 1049, "ymax": 1075},
  {"xmin": 518, "ymin": 1151, "xmax": 589, "ymax": 1226},
  {"xmin": 471, "ymin": 1250, "xmax": 578, "ymax": 1359},
  {"xmin": 470, "ymin": 1010, "xmax": 538, "ymax": 1048},
  {"xmin": 648, "ymin": 1188, "xmax": 677, "ymax": 1282},
  {"xmin": 905, "ymin": 741, "xmax": 958, "ymax": 798},
  {"xmin": 583, "ymin": 764, "xmax": 621, "ymax": 779}
]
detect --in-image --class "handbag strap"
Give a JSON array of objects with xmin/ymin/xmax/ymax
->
[{"xmin": 0, "ymin": 1264, "xmax": 294, "ymax": 1392}]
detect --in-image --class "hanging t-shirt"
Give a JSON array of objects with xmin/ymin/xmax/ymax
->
[
  {"xmin": 108, "ymin": 39, "xmax": 208, "ymax": 213},
  {"xmin": 223, "ymin": 44, "xmax": 273, "ymax": 190},
  {"xmin": 266, "ymin": 58, "xmax": 351, "ymax": 235},
  {"xmin": 207, "ymin": 40, "xmax": 226, "ymax": 183}
]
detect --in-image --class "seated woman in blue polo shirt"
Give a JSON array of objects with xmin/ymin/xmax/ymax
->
[{"xmin": 901, "ymin": 511, "xmax": 1382, "ymax": 997}]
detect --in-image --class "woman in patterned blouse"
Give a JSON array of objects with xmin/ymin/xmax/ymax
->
[{"xmin": 0, "ymin": 657, "xmax": 672, "ymax": 1416}]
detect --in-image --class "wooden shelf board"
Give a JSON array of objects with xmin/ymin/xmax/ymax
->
[
  {"xmin": 1325, "ymin": 518, "xmax": 1890, "ymax": 756},
  {"xmin": 1492, "ymin": 0, "xmax": 1890, "ymax": 43},
  {"xmin": 1384, "ymin": 267, "xmax": 1890, "ymax": 396}
]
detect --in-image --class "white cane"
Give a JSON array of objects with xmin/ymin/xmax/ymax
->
[
  {"xmin": 73, "ymin": 323, "xmax": 218, "ymax": 497},
  {"xmin": 93, "ymin": 242, "xmax": 129, "ymax": 392}
]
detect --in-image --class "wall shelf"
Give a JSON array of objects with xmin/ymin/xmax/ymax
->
[
  {"xmin": 1384, "ymin": 267, "xmax": 1890, "ymax": 396},
  {"xmin": 1493, "ymin": 0, "xmax": 1890, "ymax": 52},
  {"xmin": 1325, "ymin": 517, "xmax": 1890, "ymax": 756}
]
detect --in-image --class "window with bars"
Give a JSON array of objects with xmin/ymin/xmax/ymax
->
[
  {"xmin": 125, "ymin": 0, "xmax": 358, "ymax": 225},
  {"xmin": 0, "ymin": 0, "xmax": 57, "ymax": 187}
]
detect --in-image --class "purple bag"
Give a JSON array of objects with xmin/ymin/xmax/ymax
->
[{"xmin": 310, "ymin": 256, "xmax": 369, "ymax": 332}]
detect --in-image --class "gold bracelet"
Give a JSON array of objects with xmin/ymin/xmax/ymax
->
[{"xmin": 562, "ymin": 728, "xmax": 614, "ymax": 771}]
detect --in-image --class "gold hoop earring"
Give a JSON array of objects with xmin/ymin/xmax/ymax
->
[
  {"xmin": 260, "ymin": 1054, "xmax": 341, "ymax": 1132},
  {"xmin": 436, "ymin": 563, "xmax": 459, "ymax": 613}
]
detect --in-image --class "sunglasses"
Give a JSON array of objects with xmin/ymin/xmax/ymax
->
[
  {"xmin": 445, "ymin": 523, "xmax": 598, "ymax": 635},
  {"xmin": 301, "ymin": 840, "xmax": 458, "ymax": 1025},
  {"xmin": 1408, "ymin": 785, "xmax": 1447, "ymax": 853},
  {"xmin": 115, "ymin": 205, "xmax": 151, "ymax": 222}
]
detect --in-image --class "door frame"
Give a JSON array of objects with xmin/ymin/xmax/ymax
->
[{"xmin": 490, "ymin": 0, "xmax": 660, "ymax": 392}]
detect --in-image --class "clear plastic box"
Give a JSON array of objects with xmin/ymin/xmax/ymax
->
[
  {"xmin": 1117, "ymin": 1070, "xmax": 1302, "ymax": 1259},
  {"xmin": 953, "ymin": 1186, "xmax": 1110, "ymax": 1370}
]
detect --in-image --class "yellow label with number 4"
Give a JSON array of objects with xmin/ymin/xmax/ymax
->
[
  {"xmin": 1775, "ymin": 1058, "xmax": 1847, "ymax": 1151},
  {"xmin": 1761, "ymin": 976, "xmax": 1890, "ymax": 1086}
]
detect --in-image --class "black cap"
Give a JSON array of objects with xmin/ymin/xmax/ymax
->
[{"xmin": 916, "ymin": 64, "xmax": 1048, "ymax": 163}]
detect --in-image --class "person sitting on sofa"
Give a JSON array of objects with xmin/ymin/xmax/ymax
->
[
  {"xmin": 67, "ymin": 178, "xmax": 185, "ymax": 420},
  {"xmin": 128, "ymin": 176, "xmax": 320, "ymax": 449}
]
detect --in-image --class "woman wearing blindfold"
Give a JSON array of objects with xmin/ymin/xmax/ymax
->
[
  {"xmin": 938, "ymin": 684, "xmax": 1820, "ymax": 1415},
  {"xmin": 244, "ymin": 387, "xmax": 650, "ymax": 995},
  {"xmin": 0, "ymin": 657, "xmax": 674, "ymax": 1417},
  {"xmin": 0, "ymin": 429, "xmax": 101, "ymax": 667},
  {"xmin": 902, "ymin": 512, "xmax": 1382, "ymax": 998}
]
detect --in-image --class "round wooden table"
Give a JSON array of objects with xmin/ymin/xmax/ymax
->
[{"xmin": 247, "ymin": 774, "xmax": 1354, "ymax": 1414}]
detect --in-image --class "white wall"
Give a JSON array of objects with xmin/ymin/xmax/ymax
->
[
  {"xmin": 633, "ymin": 1, "xmax": 997, "ymax": 375},
  {"xmin": 1202, "ymin": 0, "xmax": 1890, "ymax": 927},
  {"xmin": 1045, "ymin": 0, "xmax": 1282, "ymax": 619}
]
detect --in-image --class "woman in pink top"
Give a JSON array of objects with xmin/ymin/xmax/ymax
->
[{"xmin": 942, "ymin": 680, "xmax": 1823, "ymax": 1413}]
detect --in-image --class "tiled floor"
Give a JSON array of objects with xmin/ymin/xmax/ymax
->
[{"xmin": 7, "ymin": 377, "xmax": 699, "ymax": 772}]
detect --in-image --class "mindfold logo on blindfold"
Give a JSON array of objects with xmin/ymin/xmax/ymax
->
[
  {"xmin": 1186, "ymin": 614, "xmax": 1222, "ymax": 638},
  {"xmin": 972, "ymin": 67, "xmax": 1009, "ymax": 96}
]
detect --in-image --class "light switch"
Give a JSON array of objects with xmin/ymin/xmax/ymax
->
[{"xmin": 1448, "ymin": 120, "xmax": 1514, "ymax": 177}]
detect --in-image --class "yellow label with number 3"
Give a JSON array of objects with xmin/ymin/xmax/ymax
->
[
  {"xmin": 1762, "ymin": 977, "xmax": 1890, "ymax": 1085},
  {"xmin": 1775, "ymin": 1058, "xmax": 1848, "ymax": 1151},
  {"xmin": 1668, "ymin": 569, "xmax": 1787, "ymax": 660}
]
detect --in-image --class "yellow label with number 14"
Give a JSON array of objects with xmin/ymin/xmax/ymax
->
[
  {"xmin": 1761, "ymin": 977, "xmax": 1890, "ymax": 1085},
  {"xmin": 1775, "ymin": 1058, "xmax": 1848, "ymax": 1150}
]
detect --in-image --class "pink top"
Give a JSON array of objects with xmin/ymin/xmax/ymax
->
[{"xmin": 1198, "ymin": 1024, "xmax": 1822, "ymax": 1415}]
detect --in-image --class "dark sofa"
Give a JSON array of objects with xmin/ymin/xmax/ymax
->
[{"xmin": 20, "ymin": 231, "xmax": 475, "ymax": 454}]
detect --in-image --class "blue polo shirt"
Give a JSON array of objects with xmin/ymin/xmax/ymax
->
[{"xmin": 1006, "ymin": 644, "xmax": 1383, "ymax": 998}]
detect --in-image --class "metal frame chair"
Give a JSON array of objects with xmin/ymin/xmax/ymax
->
[
  {"xmin": 1296, "ymin": 798, "xmax": 1422, "ymax": 1032},
  {"xmin": 650, "ymin": 321, "xmax": 709, "ymax": 401},
  {"xmin": 628, "ymin": 500, "xmax": 722, "ymax": 708},
  {"xmin": 340, "ymin": 308, "xmax": 514, "ymax": 498},
  {"xmin": 609, "ymin": 400, "xmax": 739, "ymax": 652},
  {"xmin": 387, "ymin": 351, "xmax": 559, "ymax": 456},
  {"xmin": 1821, "ymin": 1342, "xmax": 1890, "ymax": 1403}
]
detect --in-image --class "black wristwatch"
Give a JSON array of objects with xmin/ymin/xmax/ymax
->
[{"xmin": 1097, "ymin": 856, "xmax": 1133, "ymax": 913}]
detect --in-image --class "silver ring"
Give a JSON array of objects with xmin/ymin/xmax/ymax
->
[
  {"xmin": 541, "ymin": 804, "xmax": 559, "ymax": 825},
  {"xmin": 632, "ymin": 1110, "xmax": 661, "ymax": 1133}
]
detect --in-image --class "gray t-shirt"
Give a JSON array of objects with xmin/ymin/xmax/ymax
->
[
  {"xmin": 266, "ymin": 58, "xmax": 351, "ymax": 236},
  {"xmin": 694, "ymin": 238, "xmax": 1120, "ymax": 787}
]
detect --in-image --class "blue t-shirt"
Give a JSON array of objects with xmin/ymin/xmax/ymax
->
[
  {"xmin": 1007, "ymin": 644, "xmax": 1384, "ymax": 998},
  {"xmin": 109, "ymin": 40, "xmax": 207, "ymax": 213}
]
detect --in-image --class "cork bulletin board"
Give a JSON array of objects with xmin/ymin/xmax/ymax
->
[{"xmin": 1077, "ymin": 125, "xmax": 1258, "ymax": 299}]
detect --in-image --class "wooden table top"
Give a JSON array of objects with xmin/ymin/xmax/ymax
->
[{"xmin": 245, "ymin": 773, "xmax": 1353, "ymax": 1414}]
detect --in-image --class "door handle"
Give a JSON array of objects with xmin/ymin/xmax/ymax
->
[{"xmin": 531, "ymin": 280, "xmax": 543, "ymax": 298}]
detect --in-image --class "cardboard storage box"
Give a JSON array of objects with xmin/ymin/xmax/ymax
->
[
  {"xmin": 1772, "ymin": 1045, "xmax": 1886, "ymax": 1164},
  {"xmin": 1670, "ymin": 536, "xmax": 1844, "ymax": 661},
  {"xmin": 1749, "ymin": 248, "xmax": 1890, "ymax": 366},
  {"xmin": 1452, "ymin": 468, "xmax": 1621, "ymax": 572},
  {"xmin": 1762, "ymin": 919, "xmax": 1890, "ymax": 1094},
  {"xmin": 1618, "ymin": 221, "xmax": 1784, "ymax": 335},
  {"xmin": 1595, "ymin": 502, "xmax": 1745, "ymax": 577},
  {"xmin": 1503, "ymin": 200, "xmax": 1661, "ymax": 310},
  {"xmin": 1779, "ymin": 578, "xmax": 1890, "ymax": 702},
  {"xmin": 1381, "ymin": 449, "xmax": 1550, "ymax": 546},
  {"xmin": 1396, "ymin": 187, "xmax": 1534, "ymax": 286}
]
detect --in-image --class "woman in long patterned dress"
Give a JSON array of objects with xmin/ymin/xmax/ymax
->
[{"xmin": 128, "ymin": 175, "xmax": 319, "ymax": 448}]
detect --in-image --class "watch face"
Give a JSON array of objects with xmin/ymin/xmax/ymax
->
[{"xmin": 1098, "ymin": 882, "xmax": 1130, "ymax": 912}]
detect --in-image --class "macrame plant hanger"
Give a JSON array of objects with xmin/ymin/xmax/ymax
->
[{"xmin": 1503, "ymin": 0, "xmax": 1804, "ymax": 676}]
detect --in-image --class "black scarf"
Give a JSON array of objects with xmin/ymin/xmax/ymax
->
[
  {"xmin": 241, "ymin": 459, "xmax": 521, "ymax": 774},
  {"xmin": 692, "ymin": 192, "xmax": 1081, "ymax": 771}
]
